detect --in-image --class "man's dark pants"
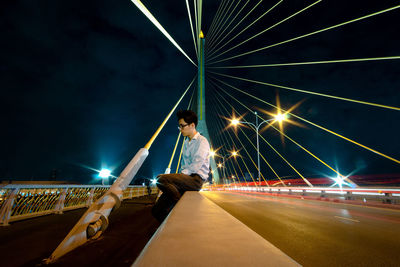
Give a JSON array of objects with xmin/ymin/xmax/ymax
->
[{"xmin": 152, "ymin": 173, "xmax": 203, "ymax": 222}]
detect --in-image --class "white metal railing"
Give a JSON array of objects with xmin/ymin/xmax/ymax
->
[{"xmin": 0, "ymin": 184, "xmax": 158, "ymax": 226}]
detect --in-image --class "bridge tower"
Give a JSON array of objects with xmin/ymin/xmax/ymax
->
[{"xmin": 196, "ymin": 31, "xmax": 220, "ymax": 184}]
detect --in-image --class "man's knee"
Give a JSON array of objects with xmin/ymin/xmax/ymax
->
[{"xmin": 157, "ymin": 174, "xmax": 171, "ymax": 185}]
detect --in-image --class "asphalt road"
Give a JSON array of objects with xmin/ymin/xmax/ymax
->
[{"xmin": 202, "ymin": 191, "xmax": 400, "ymax": 267}]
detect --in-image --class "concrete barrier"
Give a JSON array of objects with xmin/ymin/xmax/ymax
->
[{"xmin": 133, "ymin": 192, "xmax": 300, "ymax": 266}]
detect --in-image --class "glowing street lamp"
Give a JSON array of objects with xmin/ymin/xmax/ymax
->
[
  {"xmin": 274, "ymin": 113, "xmax": 287, "ymax": 122},
  {"xmin": 209, "ymin": 150, "xmax": 216, "ymax": 158},
  {"xmin": 99, "ymin": 168, "xmax": 111, "ymax": 185},
  {"xmin": 230, "ymin": 111, "xmax": 287, "ymax": 184},
  {"xmin": 215, "ymin": 150, "xmax": 239, "ymax": 185},
  {"xmin": 330, "ymin": 175, "xmax": 351, "ymax": 189},
  {"xmin": 231, "ymin": 119, "xmax": 240, "ymax": 126}
]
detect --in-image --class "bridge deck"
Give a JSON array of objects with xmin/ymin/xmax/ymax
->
[
  {"xmin": 2, "ymin": 192, "xmax": 400, "ymax": 266},
  {"xmin": 202, "ymin": 191, "xmax": 400, "ymax": 267}
]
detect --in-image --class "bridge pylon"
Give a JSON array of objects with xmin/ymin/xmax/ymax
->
[{"xmin": 196, "ymin": 31, "xmax": 220, "ymax": 184}]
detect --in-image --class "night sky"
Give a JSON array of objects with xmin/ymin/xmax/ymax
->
[{"xmin": 1, "ymin": 0, "xmax": 399, "ymax": 184}]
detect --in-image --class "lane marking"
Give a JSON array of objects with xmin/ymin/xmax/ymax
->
[{"xmin": 334, "ymin": 216, "xmax": 360, "ymax": 223}]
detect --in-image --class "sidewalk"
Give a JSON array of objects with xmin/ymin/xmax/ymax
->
[{"xmin": 0, "ymin": 195, "xmax": 159, "ymax": 267}]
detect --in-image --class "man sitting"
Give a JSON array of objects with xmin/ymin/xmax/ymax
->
[{"xmin": 152, "ymin": 110, "xmax": 210, "ymax": 222}]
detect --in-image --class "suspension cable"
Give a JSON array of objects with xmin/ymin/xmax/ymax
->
[
  {"xmin": 145, "ymin": 76, "xmax": 195, "ymax": 150},
  {"xmin": 206, "ymin": 0, "xmax": 251, "ymax": 55},
  {"xmin": 206, "ymin": 0, "xmax": 229, "ymax": 41},
  {"xmin": 207, "ymin": 0, "xmax": 243, "ymax": 48},
  {"xmin": 206, "ymin": 0, "xmax": 263, "ymax": 59},
  {"xmin": 210, "ymin": 71, "xmax": 400, "ymax": 111},
  {"xmin": 209, "ymin": 4, "xmax": 400, "ymax": 65},
  {"xmin": 213, "ymin": 78, "xmax": 353, "ymax": 187},
  {"xmin": 211, "ymin": 75, "xmax": 400, "ymax": 166},
  {"xmin": 210, "ymin": 103, "xmax": 259, "ymax": 187},
  {"xmin": 209, "ymin": 55, "xmax": 400, "ymax": 69},
  {"xmin": 208, "ymin": 0, "xmax": 237, "ymax": 43},
  {"xmin": 167, "ymin": 88, "xmax": 196, "ymax": 171},
  {"xmin": 208, "ymin": 0, "xmax": 286, "ymax": 61},
  {"xmin": 205, "ymin": 0, "xmax": 226, "ymax": 39},
  {"xmin": 212, "ymin": 90, "xmax": 272, "ymax": 187},
  {"xmin": 185, "ymin": 0, "xmax": 198, "ymax": 59},
  {"xmin": 131, "ymin": 0, "xmax": 196, "ymax": 66},
  {"xmin": 212, "ymin": 87, "xmax": 284, "ymax": 187},
  {"xmin": 211, "ymin": 80, "xmax": 312, "ymax": 186}
]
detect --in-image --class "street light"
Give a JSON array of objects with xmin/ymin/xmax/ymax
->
[
  {"xmin": 213, "ymin": 150, "xmax": 239, "ymax": 185},
  {"xmin": 230, "ymin": 111, "xmax": 287, "ymax": 185},
  {"xmin": 99, "ymin": 168, "xmax": 111, "ymax": 185}
]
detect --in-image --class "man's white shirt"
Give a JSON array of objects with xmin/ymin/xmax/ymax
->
[{"xmin": 180, "ymin": 132, "xmax": 210, "ymax": 180}]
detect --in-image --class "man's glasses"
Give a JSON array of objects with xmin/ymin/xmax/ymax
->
[{"xmin": 178, "ymin": 123, "xmax": 189, "ymax": 130}]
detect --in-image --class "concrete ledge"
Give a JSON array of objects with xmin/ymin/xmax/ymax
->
[{"xmin": 133, "ymin": 192, "xmax": 300, "ymax": 266}]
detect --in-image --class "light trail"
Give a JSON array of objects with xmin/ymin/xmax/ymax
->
[
  {"xmin": 215, "ymin": 191, "xmax": 400, "ymax": 223},
  {"xmin": 211, "ymin": 82, "xmax": 309, "ymax": 187},
  {"xmin": 185, "ymin": 0, "xmax": 198, "ymax": 58},
  {"xmin": 207, "ymin": 0, "xmax": 243, "ymax": 48},
  {"xmin": 209, "ymin": 55, "xmax": 400, "ymax": 69},
  {"xmin": 207, "ymin": 0, "xmax": 284, "ymax": 60},
  {"xmin": 208, "ymin": 0, "xmax": 319, "ymax": 62},
  {"xmin": 206, "ymin": 0, "xmax": 251, "ymax": 54},
  {"xmin": 206, "ymin": 0, "xmax": 263, "ymax": 57},
  {"xmin": 209, "ymin": 4, "xmax": 400, "ymax": 65},
  {"xmin": 130, "ymin": 0, "xmax": 196, "ymax": 66},
  {"xmin": 210, "ymin": 75, "xmax": 400, "ymax": 167},
  {"xmin": 210, "ymin": 71, "xmax": 400, "ymax": 111}
]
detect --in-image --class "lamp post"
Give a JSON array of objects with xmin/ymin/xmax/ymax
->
[{"xmin": 231, "ymin": 111, "xmax": 287, "ymax": 185}]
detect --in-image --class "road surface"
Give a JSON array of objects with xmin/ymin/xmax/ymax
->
[{"xmin": 202, "ymin": 191, "xmax": 400, "ymax": 267}]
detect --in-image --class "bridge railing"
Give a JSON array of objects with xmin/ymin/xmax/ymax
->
[
  {"xmin": 204, "ymin": 185, "xmax": 400, "ymax": 205},
  {"xmin": 0, "ymin": 184, "xmax": 158, "ymax": 226}
]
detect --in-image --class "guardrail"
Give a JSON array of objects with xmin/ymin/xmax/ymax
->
[
  {"xmin": 204, "ymin": 186, "xmax": 400, "ymax": 204},
  {"xmin": 0, "ymin": 184, "xmax": 158, "ymax": 226}
]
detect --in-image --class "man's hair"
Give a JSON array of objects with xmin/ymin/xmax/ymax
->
[{"xmin": 177, "ymin": 110, "xmax": 198, "ymax": 127}]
